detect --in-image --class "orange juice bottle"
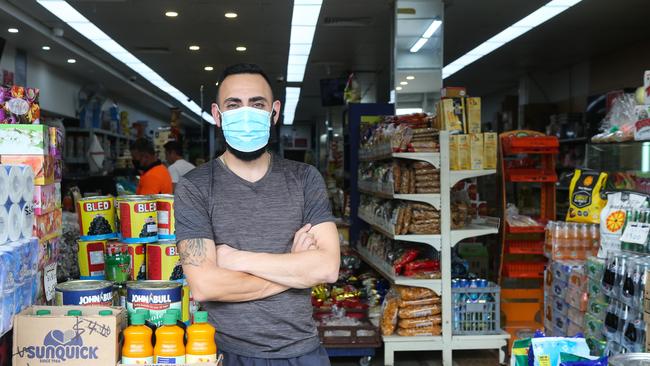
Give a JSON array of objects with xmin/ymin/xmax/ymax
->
[
  {"xmin": 122, "ymin": 312, "xmax": 153, "ymax": 364},
  {"xmin": 154, "ymin": 312, "xmax": 186, "ymax": 364},
  {"xmin": 186, "ymin": 311, "xmax": 217, "ymax": 363}
]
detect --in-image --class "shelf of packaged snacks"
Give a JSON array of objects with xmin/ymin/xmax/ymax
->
[
  {"xmin": 357, "ymin": 211, "xmax": 441, "ymax": 250},
  {"xmin": 66, "ymin": 127, "xmax": 134, "ymax": 141},
  {"xmin": 449, "ymin": 169, "xmax": 496, "ymax": 187},
  {"xmin": 450, "ymin": 218, "xmax": 500, "ymax": 246},
  {"xmin": 359, "ymin": 187, "xmax": 441, "ymax": 210},
  {"xmin": 506, "ymin": 169, "xmax": 558, "ymax": 183},
  {"xmin": 356, "ymin": 246, "xmax": 442, "ymax": 294},
  {"xmin": 359, "ymin": 151, "xmax": 441, "ymax": 169}
]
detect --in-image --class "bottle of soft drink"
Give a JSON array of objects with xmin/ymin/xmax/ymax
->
[
  {"xmin": 590, "ymin": 223, "xmax": 600, "ymax": 257},
  {"xmin": 545, "ymin": 221, "xmax": 555, "ymax": 257},
  {"xmin": 557, "ymin": 222, "xmax": 569, "ymax": 259},
  {"xmin": 579, "ymin": 224, "xmax": 590, "ymax": 260}
]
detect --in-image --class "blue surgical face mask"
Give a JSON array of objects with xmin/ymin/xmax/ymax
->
[{"xmin": 220, "ymin": 106, "xmax": 271, "ymax": 152}]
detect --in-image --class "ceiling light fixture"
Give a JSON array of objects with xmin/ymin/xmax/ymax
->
[
  {"xmin": 204, "ymin": 66, "xmax": 214, "ymax": 71},
  {"xmin": 67, "ymin": 58, "xmax": 76, "ymax": 63},
  {"xmin": 406, "ymin": 75, "xmax": 415, "ymax": 80},
  {"xmin": 443, "ymin": 0, "xmax": 584, "ymax": 79},
  {"xmin": 400, "ymin": 81, "xmax": 408, "ymax": 85},
  {"xmin": 396, "ymin": 86, "xmax": 403, "ymax": 91},
  {"xmin": 224, "ymin": 12, "xmax": 238, "ymax": 18},
  {"xmin": 215, "ymin": 82, "xmax": 219, "ymax": 86},
  {"xmin": 284, "ymin": 0, "xmax": 323, "ymax": 124},
  {"xmin": 7, "ymin": 28, "xmax": 18, "ymax": 33},
  {"xmin": 409, "ymin": 19, "xmax": 441, "ymax": 53},
  {"xmin": 188, "ymin": 45, "xmax": 200, "ymax": 51},
  {"xmin": 36, "ymin": 0, "xmax": 213, "ymax": 124},
  {"xmin": 235, "ymin": 46, "xmax": 247, "ymax": 52},
  {"xmin": 165, "ymin": 11, "xmax": 178, "ymax": 17},
  {"xmin": 42, "ymin": 46, "xmax": 51, "ymax": 51}
]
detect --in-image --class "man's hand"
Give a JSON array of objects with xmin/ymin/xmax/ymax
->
[{"xmin": 292, "ymin": 224, "xmax": 318, "ymax": 253}]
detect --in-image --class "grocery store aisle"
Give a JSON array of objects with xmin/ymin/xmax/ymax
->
[{"xmin": 331, "ymin": 350, "xmax": 500, "ymax": 365}]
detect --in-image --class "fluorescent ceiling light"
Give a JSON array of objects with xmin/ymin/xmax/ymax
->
[
  {"xmin": 188, "ymin": 45, "xmax": 200, "ymax": 51},
  {"xmin": 165, "ymin": 11, "xmax": 178, "ymax": 17},
  {"xmin": 42, "ymin": 46, "xmax": 51, "ymax": 51},
  {"xmin": 235, "ymin": 46, "xmax": 247, "ymax": 52},
  {"xmin": 409, "ymin": 19, "xmax": 441, "ymax": 53},
  {"xmin": 289, "ymin": 44, "xmax": 312, "ymax": 55},
  {"xmin": 67, "ymin": 58, "xmax": 76, "ymax": 63},
  {"xmin": 283, "ymin": 87, "xmax": 301, "ymax": 125},
  {"xmin": 410, "ymin": 38, "xmax": 428, "ymax": 53},
  {"xmin": 400, "ymin": 81, "xmax": 408, "ymax": 85},
  {"xmin": 443, "ymin": 0, "xmax": 584, "ymax": 79},
  {"xmin": 204, "ymin": 66, "xmax": 214, "ymax": 71},
  {"xmin": 224, "ymin": 12, "xmax": 238, "ymax": 18},
  {"xmin": 395, "ymin": 86, "xmax": 403, "ymax": 91},
  {"xmin": 290, "ymin": 25, "xmax": 316, "ymax": 44},
  {"xmin": 37, "ymin": 0, "xmax": 214, "ymax": 124},
  {"xmin": 406, "ymin": 75, "xmax": 415, "ymax": 80},
  {"xmin": 7, "ymin": 28, "xmax": 18, "ymax": 33}
]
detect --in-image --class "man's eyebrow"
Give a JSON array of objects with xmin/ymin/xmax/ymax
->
[
  {"xmin": 223, "ymin": 97, "xmax": 242, "ymax": 104},
  {"xmin": 248, "ymin": 96, "xmax": 268, "ymax": 103}
]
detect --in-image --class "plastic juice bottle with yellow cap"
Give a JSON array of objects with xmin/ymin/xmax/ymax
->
[
  {"xmin": 186, "ymin": 311, "xmax": 217, "ymax": 363},
  {"xmin": 122, "ymin": 312, "xmax": 153, "ymax": 364},
  {"xmin": 154, "ymin": 312, "xmax": 185, "ymax": 364}
]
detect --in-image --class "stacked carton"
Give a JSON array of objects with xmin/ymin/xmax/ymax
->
[{"xmin": 543, "ymin": 261, "xmax": 585, "ymax": 337}]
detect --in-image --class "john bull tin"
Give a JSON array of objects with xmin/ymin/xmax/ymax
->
[
  {"xmin": 127, "ymin": 243, "xmax": 146, "ymax": 281},
  {"xmin": 147, "ymin": 241, "xmax": 184, "ymax": 281},
  {"xmin": 118, "ymin": 195, "xmax": 158, "ymax": 243},
  {"xmin": 55, "ymin": 280, "xmax": 113, "ymax": 306},
  {"xmin": 126, "ymin": 280, "xmax": 182, "ymax": 327},
  {"xmin": 76, "ymin": 196, "xmax": 117, "ymax": 240},
  {"xmin": 153, "ymin": 194, "xmax": 175, "ymax": 240},
  {"xmin": 77, "ymin": 239, "xmax": 106, "ymax": 280}
]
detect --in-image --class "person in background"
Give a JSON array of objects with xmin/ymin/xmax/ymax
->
[
  {"xmin": 164, "ymin": 140, "xmax": 196, "ymax": 189},
  {"xmin": 130, "ymin": 138, "xmax": 173, "ymax": 195}
]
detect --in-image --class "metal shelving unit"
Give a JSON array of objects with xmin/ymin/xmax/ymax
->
[{"xmin": 357, "ymin": 131, "xmax": 509, "ymax": 366}]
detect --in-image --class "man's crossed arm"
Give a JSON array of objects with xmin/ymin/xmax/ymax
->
[{"xmin": 177, "ymin": 222, "xmax": 340, "ymax": 303}]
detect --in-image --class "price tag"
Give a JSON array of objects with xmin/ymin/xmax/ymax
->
[
  {"xmin": 620, "ymin": 223, "xmax": 650, "ymax": 245},
  {"xmin": 44, "ymin": 262, "xmax": 57, "ymax": 301}
]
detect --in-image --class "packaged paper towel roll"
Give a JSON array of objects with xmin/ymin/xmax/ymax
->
[
  {"xmin": 0, "ymin": 166, "xmax": 9, "ymax": 205},
  {"xmin": 21, "ymin": 165, "xmax": 34, "ymax": 204},
  {"xmin": 0, "ymin": 206, "xmax": 8, "ymax": 244},
  {"xmin": 7, "ymin": 203, "xmax": 22, "ymax": 242},
  {"xmin": 7, "ymin": 166, "xmax": 25, "ymax": 204},
  {"xmin": 20, "ymin": 203, "xmax": 33, "ymax": 240}
]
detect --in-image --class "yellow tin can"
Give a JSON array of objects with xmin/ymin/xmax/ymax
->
[
  {"xmin": 127, "ymin": 243, "xmax": 146, "ymax": 281},
  {"xmin": 117, "ymin": 195, "xmax": 158, "ymax": 243},
  {"xmin": 76, "ymin": 196, "xmax": 117, "ymax": 240},
  {"xmin": 146, "ymin": 240, "xmax": 183, "ymax": 281},
  {"xmin": 77, "ymin": 239, "xmax": 107, "ymax": 279},
  {"xmin": 153, "ymin": 194, "xmax": 175, "ymax": 240}
]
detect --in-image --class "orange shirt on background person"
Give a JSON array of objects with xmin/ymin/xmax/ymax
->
[{"xmin": 136, "ymin": 163, "xmax": 173, "ymax": 195}]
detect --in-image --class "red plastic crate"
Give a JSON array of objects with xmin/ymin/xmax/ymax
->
[
  {"xmin": 506, "ymin": 221, "xmax": 546, "ymax": 234},
  {"xmin": 502, "ymin": 136, "xmax": 559, "ymax": 155},
  {"xmin": 507, "ymin": 240, "xmax": 545, "ymax": 255},
  {"xmin": 504, "ymin": 261, "xmax": 546, "ymax": 278},
  {"xmin": 506, "ymin": 169, "xmax": 558, "ymax": 183}
]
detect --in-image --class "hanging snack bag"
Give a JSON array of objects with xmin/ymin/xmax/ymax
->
[
  {"xmin": 566, "ymin": 170, "xmax": 608, "ymax": 224},
  {"xmin": 380, "ymin": 290, "xmax": 399, "ymax": 336}
]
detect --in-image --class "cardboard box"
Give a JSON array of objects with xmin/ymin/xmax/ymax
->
[
  {"xmin": 48, "ymin": 127, "xmax": 63, "ymax": 158},
  {"xmin": 483, "ymin": 132, "xmax": 497, "ymax": 169},
  {"xmin": 644, "ymin": 311, "xmax": 650, "ymax": 324},
  {"xmin": 0, "ymin": 124, "xmax": 50, "ymax": 155},
  {"xmin": 457, "ymin": 134, "xmax": 471, "ymax": 170},
  {"xmin": 449, "ymin": 135, "xmax": 460, "ymax": 170},
  {"xmin": 441, "ymin": 87, "xmax": 466, "ymax": 98},
  {"xmin": 13, "ymin": 305, "xmax": 126, "ymax": 366},
  {"xmin": 34, "ymin": 208, "xmax": 62, "ymax": 241},
  {"xmin": 438, "ymin": 98, "xmax": 464, "ymax": 133},
  {"xmin": 1, "ymin": 155, "xmax": 55, "ymax": 185},
  {"xmin": 469, "ymin": 133, "xmax": 483, "ymax": 170},
  {"xmin": 465, "ymin": 97, "xmax": 481, "ymax": 134},
  {"xmin": 33, "ymin": 183, "xmax": 61, "ymax": 215}
]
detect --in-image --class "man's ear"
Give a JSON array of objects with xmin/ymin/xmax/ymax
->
[
  {"xmin": 211, "ymin": 103, "xmax": 222, "ymax": 127},
  {"xmin": 272, "ymin": 100, "xmax": 281, "ymax": 125}
]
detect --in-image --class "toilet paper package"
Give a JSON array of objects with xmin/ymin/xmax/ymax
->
[
  {"xmin": 0, "ymin": 155, "xmax": 54, "ymax": 185},
  {"xmin": 0, "ymin": 164, "xmax": 34, "ymax": 205},
  {"xmin": 32, "ymin": 183, "xmax": 61, "ymax": 215}
]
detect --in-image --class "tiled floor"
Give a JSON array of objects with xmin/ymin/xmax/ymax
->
[{"xmin": 331, "ymin": 350, "xmax": 501, "ymax": 365}]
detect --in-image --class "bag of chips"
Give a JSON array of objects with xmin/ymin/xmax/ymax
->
[{"xmin": 566, "ymin": 170, "xmax": 608, "ymax": 224}]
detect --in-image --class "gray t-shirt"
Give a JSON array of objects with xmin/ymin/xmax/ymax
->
[{"xmin": 174, "ymin": 155, "xmax": 334, "ymax": 358}]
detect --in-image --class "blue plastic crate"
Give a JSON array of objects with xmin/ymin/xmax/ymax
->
[{"xmin": 452, "ymin": 282, "xmax": 501, "ymax": 335}]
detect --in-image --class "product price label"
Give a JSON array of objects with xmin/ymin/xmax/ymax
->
[
  {"xmin": 44, "ymin": 262, "xmax": 57, "ymax": 301},
  {"xmin": 621, "ymin": 223, "xmax": 650, "ymax": 245}
]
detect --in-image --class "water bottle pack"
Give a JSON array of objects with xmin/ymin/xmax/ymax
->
[
  {"xmin": 545, "ymin": 221, "xmax": 600, "ymax": 260},
  {"xmin": 0, "ymin": 238, "xmax": 39, "ymax": 337}
]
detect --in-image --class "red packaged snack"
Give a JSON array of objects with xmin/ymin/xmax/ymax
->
[
  {"xmin": 404, "ymin": 259, "xmax": 440, "ymax": 273},
  {"xmin": 393, "ymin": 249, "xmax": 420, "ymax": 274}
]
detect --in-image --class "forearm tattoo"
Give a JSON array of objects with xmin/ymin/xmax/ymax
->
[{"xmin": 178, "ymin": 238, "xmax": 207, "ymax": 266}]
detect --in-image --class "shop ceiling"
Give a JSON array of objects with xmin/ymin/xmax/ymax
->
[{"xmin": 3, "ymin": 0, "xmax": 649, "ymax": 127}]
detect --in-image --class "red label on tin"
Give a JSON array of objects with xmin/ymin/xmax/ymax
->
[
  {"xmin": 165, "ymin": 246, "xmax": 178, "ymax": 256},
  {"xmin": 135, "ymin": 202, "xmax": 157, "ymax": 213},
  {"xmin": 84, "ymin": 201, "xmax": 111, "ymax": 212}
]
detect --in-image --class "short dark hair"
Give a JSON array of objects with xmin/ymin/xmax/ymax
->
[
  {"xmin": 216, "ymin": 63, "xmax": 273, "ymax": 101},
  {"xmin": 163, "ymin": 141, "xmax": 182, "ymax": 156},
  {"xmin": 130, "ymin": 138, "xmax": 155, "ymax": 155}
]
